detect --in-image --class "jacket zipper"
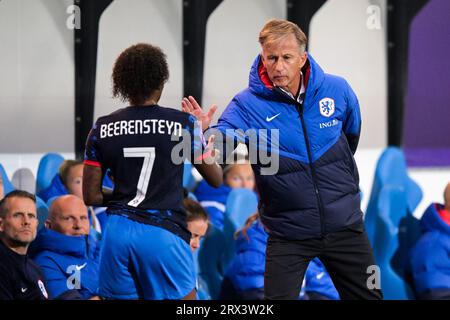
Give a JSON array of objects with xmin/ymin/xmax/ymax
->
[{"xmin": 295, "ymin": 101, "xmax": 326, "ymax": 237}]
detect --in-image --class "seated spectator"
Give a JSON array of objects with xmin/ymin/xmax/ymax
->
[
  {"xmin": 30, "ymin": 195, "xmax": 100, "ymax": 300},
  {"xmin": 223, "ymin": 161, "xmax": 255, "ymax": 190},
  {"xmin": 219, "ymin": 213, "xmax": 338, "ymax": 300},
  {"xmin": 184, "ymin": 198, "xmax": 209, "ymax": 252},
  {"xmin": 38, "ymin": 160, "xmax": 83, "ymax": 202},
  {"xmin": 194, "ymin": 181, "xmax": 230, "ymax": 231},
  {"xmin": 219, "ymin": 213, "xmax": 266, "ymax": 300},
  {"xmin": 37, "ymin": 160, "xmax": 105, "ymax": 234},
  {"xmin": 184, "ymin": 197, "xmax": 210, "ymax": 300},
  {"xmin": 408, "ymin": 182, "xmax": 450, "ymax": 300},
  {"xmin": 194, "ymin": 160, "xmax": 255, "ymax": 230},
  {"xmin": 0, "ymin": 190, "xmax": 50, "ymax": 300}
]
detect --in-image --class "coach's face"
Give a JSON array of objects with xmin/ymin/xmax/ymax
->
[{"xmin": 261, "ymin": 33, "xmax": 307, "ymax": 96}]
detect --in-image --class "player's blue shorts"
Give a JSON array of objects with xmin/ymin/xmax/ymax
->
[{"xmin": 98, "ymin": 214, "xmax": 196, "ymax": 300}]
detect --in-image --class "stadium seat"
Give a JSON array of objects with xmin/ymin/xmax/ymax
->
[
  {"xmin": 364, "ymin": 147, "xmax": 423, "ymax": 299},
  {"xmin": 36, "ymin": 195, "xmax": 49, "ymax": 231},
  {"xmin": 35, "ymin": 153, "xmax": 64, "ymax": 194},
  {"xmin": 12, "ymin": 168, "xmax": 36, "ymax": 194},
  {"xmin": 365, "ymin": 147, "xmax": 422, "ymax": 244},
  {"xmin": 183, "ymin": 161, "xmax": 201, "ymax": 192},
  {"xmin": 373, "ymin": 187, "xmax": 416, "ymax": 299},
  {"xmin": 192, "ymin": 248, "xmax": 211, "ymax": 300},
  {"xmin": 221, "ymin": 188, "xmax": 259, "ymax": 275},
  {"xmin": 197, "ymin": 223, "xmax": 228, "ymax": 300},
  {"xmin": 187, "ymin": 192, "xmax": 198, "ymax": 201},
  {"xmin": 0, "ymin": 163, "xmax": 15, "ymax": 195},
  {"xmin": 223, "ymin": 188, "xmax": 258, "ymax": 241},
  {"xmin": 46, "ymin": 195, "xmax": 59, "ymax": 209}
]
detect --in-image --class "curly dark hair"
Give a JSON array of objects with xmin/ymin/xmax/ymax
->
[{"xmin": 112, "ymin": 43, "xmax": 169, "ymax": 105}]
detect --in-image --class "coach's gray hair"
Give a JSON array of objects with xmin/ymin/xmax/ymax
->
[{"xmin": 259, "ymin": 19, "xmax": 307, "ymax": 53}]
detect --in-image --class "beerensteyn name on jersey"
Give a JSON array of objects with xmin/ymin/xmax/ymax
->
[{"xmin": 100, "ymin": 119, "xmax": 183, "ymax": 139}]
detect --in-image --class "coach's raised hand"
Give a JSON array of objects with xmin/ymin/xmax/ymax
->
[{"xmin": 181, "ymin": 96, "xmax": 218, "ymax": 132}]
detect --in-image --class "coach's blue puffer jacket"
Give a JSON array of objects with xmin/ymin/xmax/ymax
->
[
  {"xmin": 213, "ymin": 54, "xmax": 362, "ymax": 240},
  {"xmin": 30, "ymin": 228, "xmax": 100, "ymax": 299},
  {"xmin": 408, "ymin": 204, "xmax": 450, "ymax": 298}
]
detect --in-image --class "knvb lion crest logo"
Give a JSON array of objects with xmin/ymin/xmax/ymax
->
[{"xmin": 319, "ymin": 98, "xmax": 335, "ymax": 117}]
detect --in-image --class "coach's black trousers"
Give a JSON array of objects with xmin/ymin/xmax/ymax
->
[{"xmin": 264, "ymin": 221, "xmax": 383, "ymax": 300}]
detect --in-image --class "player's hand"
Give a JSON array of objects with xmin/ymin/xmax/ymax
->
[{"xmin": 181, "ymin": 96, "xmax": 218, "ymax": 132}]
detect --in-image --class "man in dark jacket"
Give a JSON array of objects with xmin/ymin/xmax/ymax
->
[
  {"xmin": 0, "ymin": 190, "xmax": 50, "ymax": 300},
  {"xmin": 182, "ymin": 19, "xmax": 382, "ymax": 300}
]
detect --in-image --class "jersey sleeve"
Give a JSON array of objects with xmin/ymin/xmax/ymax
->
[{"xmin": 84, "ymin": 121, "xmax": 103, "ymax": 167}]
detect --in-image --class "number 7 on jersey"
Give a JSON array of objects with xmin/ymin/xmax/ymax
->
[{"xmin": 123, "ymin": 147, "xmax": 156, "ymax": 207}]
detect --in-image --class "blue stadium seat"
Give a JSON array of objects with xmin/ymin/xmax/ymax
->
[
  {"xmin": 187, "ymin": 192, "xmax": 197, "ymax": 201},
  {"xmin": 197, "ymin": 223, "xmax": 228, "ymax": 300},
  {"xmin": 223, "ymin": 188, "xmax": 258, "ymax": 240},
  {"xmin": 365, "ymin": 147, "xmax": 422, "ymax": 244},
  {"xmin": 221, "ymin": 188, "xmax": 259, "ymax": 276},
  {"xmin": 35, "ymin": 153, "xmax": 64, "ymax": 194},
  {"xmin": 364, "ymin": 147, "xmax": 423, "ymax": 299},
  {"xmin": 0, "ymin": 163, "xmax": 15, "ymax": 195},
  {"xmin": 183, "ymin": 161, "xmax": 200, "ymax": 192},
  {"xmin": 192, "ymin": 248, "xmax": 211, "ymax": 300},
  {"xmin": 373, "ymin": 187, "xmax": 415, "ymax": 299},
  {"xmin": 36, "ymin": 195, "xmax": 49, "ymax": 231},
  {"xmin": 46, "ymin": 195, "xmax": 59, "ymax": 209}
]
